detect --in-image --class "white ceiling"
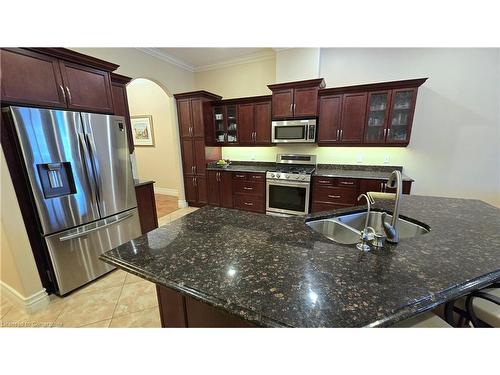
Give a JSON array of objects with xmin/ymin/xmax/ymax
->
[{"xmin": 141, "ymin": 48, "xmax": 275, "ymax": 72}]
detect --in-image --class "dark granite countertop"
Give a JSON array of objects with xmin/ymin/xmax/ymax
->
[
  {"xmin": 314, "ymin": 164, "xmax": 414, "ymax": 182},
  {"xmin": 134, "ymin": 179, "xmax": 155, "ymax": 187},
  {"xmin": 100, "ymin": 196, "xmax": 500, "ymax": 327},
  {"xmin": 206, "ymin": 161, "xmax": 414, "ymax": 181},
  {"xmin": 206, "ymin": 162, "xmax": 273, "ymax": 174}
]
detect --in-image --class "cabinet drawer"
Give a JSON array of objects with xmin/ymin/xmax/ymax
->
[
  {"xmin": 336, "ymin": 178, "xmax": 358, "ymax": 188},
  {"xmin": 311, "ymin": 201, "xmax": 352, "ymax": 214},
  {"xmin": 233, "ymin": 195, "xmax": 265, "ymax": 213},
  {"xmin": 233, "ymin": 180, "xmax": 264, "ymax": 196},
  {"xmin": 313, "ymin": 176, "xmax": 335, "ymax": 186},
  {"xmin": 313, "ymin": 186, "xmax": 357, "ymax": 205},
  {"xmin": 247, "ymin": 172, "xmax": 265, "ymax": 181},
  {"xmin": 232, "ymin": 173, "xmax": 248, "ymax": 180}
]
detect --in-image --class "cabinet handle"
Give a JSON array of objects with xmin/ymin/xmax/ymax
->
[
  {"xmin": 243, "ymin": 187, "xmax": 253, "ymax": 190},
  {"xmin": 252, "ymin": 175, "xmax": 261, "ymax": 179},
  {"xmin": 65, "ymin": 86, "xmax": 72, "ymax": 104},
  {"xmin": 336, "ymin": 129, "xmax": 339, "ymax": 141},
  {"xmin": 328, "ymin": 195, "xmax": 341, "ymax": 199},
  {"xmin": 194, "ymin": 165, "xmax": 197, "ymax": 174},
  {"xmin": 218, "ymin": 172, "xmax": 221, "ymax": 182},
  {"xmin": 192, "ymin": 177, "xmax": 196, "ymax": 187},
  {"xmin": 380, "ymin": 182, "xmax": 384, "ymax": 191},
  {"xmin": 59, "ymin": 85, "xmax": 67, "ymax": 102},
  {"xmin": 293, "ymin": 103, "xmax": 296, "ymax": 112},
  {"xmin": 383, "ymin": 129, "xmax": 387, "ymax": 138},
  {"xmin": 318, "ymin": 180, "xmax": 330, "ymax": 184},
  {"xmin": 387, "ymin": 129, "xmax": 391, "ymax": 138},
  {"xmin": 191, "ymin": 166, "xmax": 195, "ymax": 174},
  {"xmin": 340, "ymin": 181, "xmax": 354, "ymax": 185},
  {"xmin": 340, "ymin": 129, "xmax": 343, "ymax": 140},
  {"xmin": 244, "ymin": 202, "xmax": 254, "ymax": 206},
  {"xmin": 236, "ymin": 174, "xmax": 245, "ymax": 178},
  {"xmin": 290, "ymin": 103, "xmax": 293, "ymax": 113},
  {"xmin": 194, "ymin": 177, "xmax": 197, "ymax": 187}
]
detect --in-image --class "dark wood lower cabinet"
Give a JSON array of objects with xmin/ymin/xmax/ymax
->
[
  {"xmin": 156, "ymin": 284, "xmax": 256, "ymax": 327},
  {"xmin": 207, "ymin": 170, "xmax": 233, "ymax": 208},
  {"xmin": 135, "ymin": 182, "xmax": 158, "ymax": 234},
  {"xmin": 311, "ymin": 176, "xmax": 413, "ymax": 213},
  {"xmin": 232, "ymin": 172, "xmax": 265, "ymax": 213},
  {"xmin": 184, "ymin": 175, "xmax": 207, "ymax": 206}
]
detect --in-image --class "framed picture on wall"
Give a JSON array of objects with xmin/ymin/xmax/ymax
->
[{"xmin": 131, "ymin": 115, "xmax": 155, "ymax": 146}]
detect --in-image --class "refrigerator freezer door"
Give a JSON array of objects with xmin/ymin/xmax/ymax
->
[
  {"xmin": 45, "ymin": 208, "xmax": 142, "ymax": 295},
  {"xmin": 81, "ymin": 113, "xmax": 137, "ymax": 218},
  {"xmin": 9, "ymin": 107, "xmax": 100, "ymax": 235}
]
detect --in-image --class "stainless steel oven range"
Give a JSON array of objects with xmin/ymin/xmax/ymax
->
[{"xmin": 266, "ymin": 154, "xmax": 317, "ymax": 216}]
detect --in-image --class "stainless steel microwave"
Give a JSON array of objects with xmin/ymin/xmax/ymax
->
[{"xmin": 271, "ymin": 119, "xmax": 316, "ymax": 143}]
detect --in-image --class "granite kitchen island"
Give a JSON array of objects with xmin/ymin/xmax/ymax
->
[{"xmin": 100, "ymin": 196, "xmax": 500, "ymax": 327}]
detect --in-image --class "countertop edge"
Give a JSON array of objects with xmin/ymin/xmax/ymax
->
[
  {"xmin": 99, "ymin": 254, "xmax": 290, "ymax": 328},
  {"xmin": 101, "ymin": 253, "xmax": 500, "ymax": 328}
]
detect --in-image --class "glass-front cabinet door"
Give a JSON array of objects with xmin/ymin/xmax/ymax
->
[
  {"xmin": 365, "ymin": 91, "xmax": 391, "ymax": 143},
  {"xmin": 226, "ymin": 105, "xmax": 238, "ymax": 143},
  {"xmin": 387, "ymin": 88, "xmax": 416, "ymax": 143},
  {"xmin": 213, "ymin": 106, "xmax": 225, "ymax": 143}
]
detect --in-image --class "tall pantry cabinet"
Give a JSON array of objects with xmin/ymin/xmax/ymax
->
[{"xmin": 174, "ymin": 91, "xmax": 222, "ymax": 206}]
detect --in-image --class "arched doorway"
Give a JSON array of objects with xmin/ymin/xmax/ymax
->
[{"xmin": 126, "ymin": 78, "xmax": 186, "ymax": 220}]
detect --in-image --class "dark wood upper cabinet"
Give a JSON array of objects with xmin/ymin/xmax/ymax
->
[
  {"xmin": 110, "ymin": 73, "xmax": 134, "ymax": 154},
  {"xmin": 254, "ymin": 101, "xmax": 271, "ymax": 144},
  {"xmin": 319, "ymin": 78, "xmax": 427, "ymax": 147},
  {"xmin": 268, "ymin": 78, "xmax": 325, "ymax": 120},
  {"xmin": 210, "ymin": 96, "xmax": 271, "ymax": 146},
  {"xmin": 293, "ymin": 87, "xmax": 320, "ymax": 117},
  {"xmin": 191, "ymin": 98, "xmax": 205, "ymax": 137},
  {"xmin": 271, "ymin": 89, "xmax": 294, "ymax": 118},
  {"xmin": 238, "ymin": 103, "xmax": 255, "ymax": 144},
  {"xmin": 1, "ymin": 48, "xmax": 117, "ymax": 114},
  {"xmin": 386, "ymin": 88, "xmax": 418, "ymax": 144},
  {"xmin": 0, "ymin": 48, "xmax": 67, "ymax": 108},
  {"xmin": 339, "ymin": 92, "xmax": 367, "ymax": 143},
  {"xmin": 318, "ymin": 95, "xmax": 342, "ymax": 144},
  {"xmin": 364, "ymin": 90, "xmax": 392, "ymax": 144},
  {"xmin": 58, "ymin": 60, "xmax": 114, "ymax": 113},
  {"xmin": 177, "ymin": 99, "xmax": 192, "ymax": 138}
]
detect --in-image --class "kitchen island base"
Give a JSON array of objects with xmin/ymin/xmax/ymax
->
[{"xmin": 156, "ymin": 284, "xmax": 256, "ymax": 328}]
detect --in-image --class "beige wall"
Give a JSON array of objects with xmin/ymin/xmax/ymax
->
[
  {"xmin": 72, "ymin": 48, "xmax": 196, "ymax": 94},
  {"xmin": 127, "ymin": 78, "xmax": 182, "ymax": 195},
  {"xmin": 222, "ymin": 48, "xmax": 500, "ymax": 208},
  {"xmin": 194, "ymin": 56, "xmax": 276, "ymax": 98},
  {"xmin": 1, "ymin": 149, "xmax": 44, "ymax": 298},
  {"xmin": 275, "ymin": 48, "xmax": 320, "ymax": 82}
]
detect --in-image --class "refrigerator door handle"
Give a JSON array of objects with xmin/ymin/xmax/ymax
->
[
  {"xmin": 59, "ymin": 211, "xmax": 134, "ymax": 241},
  {"xmin": 85, "ymin": 133, "xmax": 102, "ymax": 202},
  {"xmin": 77, "ymin": 132, "xmax": 98, "ymax": 201}
]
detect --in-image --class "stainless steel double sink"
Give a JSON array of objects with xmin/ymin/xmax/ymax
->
[{"xmin": 306, "ymin": 210, "xmax": 430, "ymax": 245}]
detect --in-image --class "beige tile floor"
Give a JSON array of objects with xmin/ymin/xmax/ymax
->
[{"xmin": 0, "ymin": 206, "xmax": 198, "ymax": 328}]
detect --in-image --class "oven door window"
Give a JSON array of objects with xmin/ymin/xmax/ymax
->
[
  {"xmin": 274, "ymin": 126, "xmax": 305, "ymax": 140},
  {"xmin": 268, "ymin": 184, "xmax": 306, "ymax": 213}
]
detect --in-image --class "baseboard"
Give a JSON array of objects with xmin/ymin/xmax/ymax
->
[
  {"xmin": 154, "ymin": 187, "xmax": 178, "ymax": 196},
  {"xmin": 178, "ymin": 199, "xmax": 188, "ymax": 208},
  {"xmin": 0, "ymin": 281, "xmax": 50, "ymax": 313}
]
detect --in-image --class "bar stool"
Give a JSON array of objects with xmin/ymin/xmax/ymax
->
[
  {"xmin": 444, "ymin": 283, "xmax": 500, "ymax": 327},
  {"xmin": 392, "ymin": 311, "xmax": 452, "ymax": 328}
]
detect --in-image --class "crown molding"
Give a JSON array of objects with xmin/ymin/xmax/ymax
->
[
  {"xmin": 194, "ymin": 50, "xmax": 276, "ymax": 72},
  {"xmin": 136, "ymin": 48, "xmax": 276, "ymax": 74},
  {"xmin": 136, "ymin": 48, "xmax": 194, "ymax": 72}
]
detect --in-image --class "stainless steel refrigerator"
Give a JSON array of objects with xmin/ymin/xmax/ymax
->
[{"xmin": 6, "ymin": 106, "xmax": 141, "ymax": 295}]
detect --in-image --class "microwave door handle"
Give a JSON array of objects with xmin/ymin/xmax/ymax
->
[
  {"xmin": 77, "ymin": 132, "xmax": 98, "ymax": 201},
  {"xmin": 85, "ymin": 133, "xmax": 102, "ymax": 202},
  {"xmin": 305, "ymin": 125, "xmax": 309, "ymax": 140}
]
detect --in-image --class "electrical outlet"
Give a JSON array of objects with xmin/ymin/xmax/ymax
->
[
  {"xmin": 384, "ymin": 155, "xmax": 390, "ymax": 164},
  {"xmin": 357, "ymin": 154, "xmax": 363, "ymax": 163}
]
